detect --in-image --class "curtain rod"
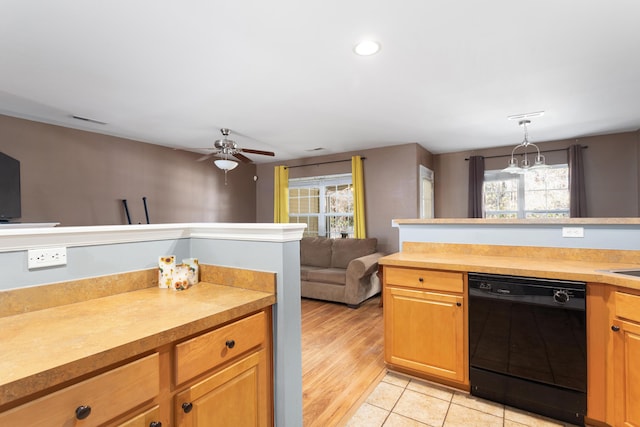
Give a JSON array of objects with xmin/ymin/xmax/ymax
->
[
  {"xmin": 464, "ymin": 146, "xmax": 588, "ymax": 161},
  {"xmin": 284, "ymin": 157, "xmax": 366, "ymax": 169}
]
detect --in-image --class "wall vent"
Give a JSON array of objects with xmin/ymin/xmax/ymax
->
[{"xmin": 71, "ymin": 115, "xmax": 108, "ymax": 125}]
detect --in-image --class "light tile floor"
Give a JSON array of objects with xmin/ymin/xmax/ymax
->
[{"xmin": 346, "ymin": 371, "xmax": 580, "ymax": 427}]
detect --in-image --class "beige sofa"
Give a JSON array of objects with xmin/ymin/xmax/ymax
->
[{"xmin": 300, "ymin": 237, "xmax": 384, "ymax": 308}]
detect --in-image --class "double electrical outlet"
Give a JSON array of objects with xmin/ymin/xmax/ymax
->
[
  {"xmin": 562, "ymin": 227, "xmax": 585, "ymax": 238},
  {"xmin": 27, "ymin": 247, "xmax": 67, "ymax": 269}
]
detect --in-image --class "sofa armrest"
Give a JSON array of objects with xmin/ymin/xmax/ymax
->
[
  {"xmin": 347, "ymin": 252, "xmax": 385, "ymax": 280},
  {"xmin": 344, "ymin": 252, "xmax": 385, "ymax": 306}
]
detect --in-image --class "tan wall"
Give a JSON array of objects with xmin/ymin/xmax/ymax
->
[
  {"xmin": 256, "ymin": 143, "xmax": 433, "ymax": 254},
  {"xmin": 10, "ymin": 110, "xmax": 634, "ymax": 246},
  {"xmin": 0, "ymin": 115, "xmax": 257, "ymax": 226},
  {"xmin": 433, "ymin": 130, "xmax": 640, "ymax": 218}
]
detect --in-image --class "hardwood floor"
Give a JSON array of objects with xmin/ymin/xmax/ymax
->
[{"xmin": 302, "ymin": 296, "xmax": 385, "ymax": 427}]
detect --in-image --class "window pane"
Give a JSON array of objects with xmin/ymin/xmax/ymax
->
[
  {"xmin": 325, "ymin": 184, "xmax": 352, "ymax": 214},
  {"xmin": 290, "ymin": 216, "xmax": 319, "ymax": 237},
  {"xmin": 485, "ymin": 212, "xmax": 518, "ymax": 219},
  {"xmin": 289, "ymin": 174, "xmax": 353, "ymax": 237},
  {"xmin": 484, "ymin": 164, "xmax": 569, "ymax": 218},
  {"xmin": 483, "ymin": 178, "xmax": 519, "ymax": 212},
  {"xmin": 290, "ymin": 187, "xmax": 320, "ymax": 215},
  {"xmin": 524, "ymin": 165, "xmax": 569, "ymax": 213},
  {"xmin": 326, "ymin": 215, "xmax": 354, "ymax": 238}
]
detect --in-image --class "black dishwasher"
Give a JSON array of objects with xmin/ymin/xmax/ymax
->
[{"xmin": 468, "ymin": 273, "xmax": 587, "ymax": 425}]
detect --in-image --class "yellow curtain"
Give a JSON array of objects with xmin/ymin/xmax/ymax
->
[
  {"xmin": 273, "ymin": 165, "xmax": 289, "ymax": 223},
  {"xmin": 352, "ymin": 156, "xmax": 366, "ymax": 238}
]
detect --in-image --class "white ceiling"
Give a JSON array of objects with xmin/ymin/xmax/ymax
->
[{"xmin": 2, "ymin": 1, "xmax": 640, "ymax": 163}]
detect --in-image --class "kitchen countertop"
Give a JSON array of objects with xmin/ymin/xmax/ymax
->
[
  {"xmin": 379, "ymin": 242, "xmax": 640, "ymax": 291},
  {"xmin": 391, "ymin": 218, "xmax": 640, "ymax": 225},
  {"xmin": 0, "ymin": 281, "xmax": 275, "ymax": 407}
]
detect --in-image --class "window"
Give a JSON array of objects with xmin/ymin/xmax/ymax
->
[
  {"xmin": 289, "ymin": 174, "xmax": 353, "ymax": 238},
  {"xmin": 420, "ymin": 165, "xmax": 435, "ymax": 219},
  {"xmin": 483, "ymin": 164, "xmax": 569, "ymax": 218}
]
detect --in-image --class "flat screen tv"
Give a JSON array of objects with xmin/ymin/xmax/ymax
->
[{"xmin": 0, "ymin": 152, "xmax": 21, "ymax": 222}]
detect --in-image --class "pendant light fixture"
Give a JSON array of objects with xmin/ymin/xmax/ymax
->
[{"xmin": 502, "ymin": 119, "xmax": 548, "ymax": 174}]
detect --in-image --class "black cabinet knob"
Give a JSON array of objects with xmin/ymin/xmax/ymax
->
[
  {"xmin": 182, "ymin": 402, "xmax": 193, "ymax": 413},
  {"xmin": 456, "ymin": 302, "xmax": 462, "ymax": 307},
  {"xmin": 150, "ymin": 422, "xmax": 162, "ymax": 427},
  {"xmin": 612, "ymin": 325, "xmax": 621, "ymax": 332},
  {"xmin": 75, "ymin": 405, "xmax": 92, "ymax": 420},
  {"xmin": 418, "ymin": 277, "xmax": 424, "ymax": 282},
  {"xmin": 226, "ymin": 339, "xmax": 236, "ymax": 349}
]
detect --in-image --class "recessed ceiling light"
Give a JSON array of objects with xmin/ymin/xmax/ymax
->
[{"xmin": 354, "ymin": 40, "xmax": 381, "ymax": 56}]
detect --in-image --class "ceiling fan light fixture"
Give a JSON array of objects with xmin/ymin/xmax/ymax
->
[
  {"xmin": 214, "ymin": 159, "xmax": 239, "ymax": 171},
  {"xmin": 354, "ymin": 40, "xmax": 381, "ymax": 56}
]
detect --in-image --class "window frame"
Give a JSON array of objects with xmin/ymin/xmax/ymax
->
[
  {"xmin": 419, "ymin": 165, "xmax": 435, "ymax": 219},
  {"xmin": 483, "ymin": 164, "xmax": 570, "ymax": 219},
  {"xmin": 289, "ymin": 173, "xmax": 353, "ymax": 238}
]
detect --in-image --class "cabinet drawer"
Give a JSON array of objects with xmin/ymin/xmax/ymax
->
[
  {"xmin": 175, "ymin": 311, "xmax": 267, "ymax": 385},
  {"xmin": 0, "ymin": 353, "xmax": 159, "ymax": 427},
  {"xmin": 615, "ymin": 291, "xmax": 640, "ymax": 323},
  {"xmin": 386, "ymin": 267, "xmax": 463, "ymax": 293}
]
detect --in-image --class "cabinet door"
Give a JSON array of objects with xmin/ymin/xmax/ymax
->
[
  {"xmin": 384, "ymin": 286, "xmax": 466, "ymax": 382},
  {"xmin": 175, "ymin": 349, "xmax": 271, "ymax": 427},
  {"xmin": 613, "ymin": 318, "xmax": 640, "ymax": 427},
  {"xmin": 116, "ymin": 405, "xmax": 161, "ymax": 427}
]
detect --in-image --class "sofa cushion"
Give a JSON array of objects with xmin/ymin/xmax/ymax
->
[
  {"xmin": 305, "ymin": 268, "xmax": 347, "ymax": 286},
  {"xmin": 331, "ymin": 238, "xmax": 377, "ymax": 269},
  {"xmin": 300, "ymin": 265, "xmax": 325, "ymax": 282},
  {"xmin": 300, "ymin": 237, "xmax": 332, "ymax": 267}
]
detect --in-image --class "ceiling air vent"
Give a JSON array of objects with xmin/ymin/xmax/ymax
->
[{"xmin": 71, "ymin": 115, "xmax": 107, "ymax": 125}]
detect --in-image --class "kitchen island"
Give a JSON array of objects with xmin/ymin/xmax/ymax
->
[
  {"xmin": 0, "ymin": 222, "xmax": 306, "ymax": 426},
  {"xmin": 0, "ymin": 265, "xmax": 276, "ymax": 426},
  {"xmin": 380, "ymin": 240, "xmax": 640, "ymax": 427}
]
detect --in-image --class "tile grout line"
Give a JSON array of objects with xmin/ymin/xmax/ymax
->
[{"xmin": 362, "ymin": 373, "xmax": 571, "ymax": 427}]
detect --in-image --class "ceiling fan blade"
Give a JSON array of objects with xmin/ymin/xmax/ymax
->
[
  {"xmin": 196, "ymin": 153, "xmax": 215, "ymax": 162},
  {"xmin": 240, "ymin": 148, "xmax": 275, "ymax": 156},
  {"xmin": 233, "ymin": 152, "xmax": 253, "ymax": 163}
]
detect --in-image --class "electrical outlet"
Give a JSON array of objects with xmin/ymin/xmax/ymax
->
[
  {"xmin": 27, "ymin": 247, "xmax": 67, "ymax": 269},
  {"xmin": 562, "ymin": 227, "xmax": 584, "ymax": 238}
]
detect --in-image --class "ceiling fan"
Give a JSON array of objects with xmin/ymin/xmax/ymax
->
[{"xmin": 197, "ymin": 128, "xmax": 275, "ymax": 166}]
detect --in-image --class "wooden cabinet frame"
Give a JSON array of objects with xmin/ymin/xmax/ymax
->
[{"xmin": 383, "ymin": 267, "xmax": 468, "ymax": 389}]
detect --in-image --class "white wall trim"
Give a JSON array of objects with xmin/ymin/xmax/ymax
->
[{"xmin": 0, "ymin": 223, "xmax": 307, "ymax": 252}]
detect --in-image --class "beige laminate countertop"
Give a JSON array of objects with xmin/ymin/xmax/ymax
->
[
  {"xmin": 0, "ymin": 282, "xmax": 275, "ymax": 407},
  {"xmin": 379, "ymin": 245, "xmax": 640, "ymax": 291},
  {"xmin": 391, "ymin": 217, "xmax": 640, "ymax": 225}
]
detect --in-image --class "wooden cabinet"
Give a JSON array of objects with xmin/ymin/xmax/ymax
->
[
  {"xmin": 0, "ymin": 353, "xmax": 160, "ymax": 427},
  {"xmin": 0, "ymin": 308, "xmax": 273, "ymax": 427},
  {"xmin": 175, "ymin": 349, "xmax": 270, "ymax": 427},
  {"xmin": 611, "ymin": 291, "xmax": 640, "ymax": 427},
  {"xmin": 384, "ymin": 266, "xmax": 467, "ymax": 387},
  {"xmin": 174, "ymin": 310, "xmax": 272, "ymax": 426},
  {"xmin": 117, "ymin": 405, "xmax": 161, "ymax": 427},
  {"xmin": 175, "ymin": 311, "xmax": 267, "ymax": 385}
]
